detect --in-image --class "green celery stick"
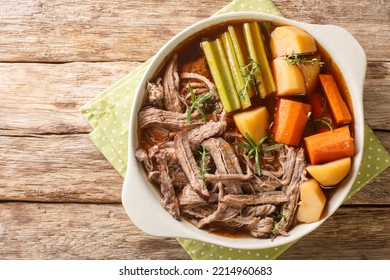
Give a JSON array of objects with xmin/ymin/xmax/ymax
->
[
  {"xmin": 228, "ymin": 25, "xmax": 256, "ymax": 98},
  {"xmin": 244, "ymin": 22, "xmax": 276, "ymax": 97},
  {"xmin": 243, "ymin": 22, "xmax": 267, "ymax": 98},
  {"xmin": 201, "ymin": 40, "xmax": 241, "ymax": 113},
  {"xmin": 220, "ymin": 32, "xmax": 251, "ymax": 109}
]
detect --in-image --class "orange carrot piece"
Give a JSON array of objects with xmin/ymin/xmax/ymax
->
[
  {"xmin": 304, "ymin": 125, "xmax": 355, "ymax": 165},
  {"xmin": 319, "ymin": 74, "xmax": 352, "ymax": 125},
  {"xmin": 308, "ymin": 91, "xmax": 336, "ymax": 133},
  {"xmin": 272, "ymin": 98, "xmax": 311, "ymax": 146}
]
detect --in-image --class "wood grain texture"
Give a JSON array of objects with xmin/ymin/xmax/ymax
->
[
  {"xmin": 0, "ymin": 0, "xmax": 230, "ymax": 62},
  {"xmin": 0, "ymin": 62, "xmax": 389, "ymax": 136},
  {"xmin": 0, "ymin": 0, "xmax": 388, "ymax": 62},
  {"xmin": 0, "ymin": 202, "xmax": 388, "ymax": 260},
  {"xmin": 0, "ymin": 134, "xmax": 123, "ymax": 203},
  {"xmin": 279, "ymin": 206, "xmax": 390, "ymax": 260},
  {"xmin": 0, "ymin": 61, "xmax": 140, "ymax": 135},
  {"xmin": 1, "ymin": 132, "xmax": 389, "ymax": 204},
  {"xmin": 0, "ymin": 0, "xmax": 389, "ymax": 260},
  {"xmin": 0, "ymin": 202, "xmax": 190, "ymax": 260}
]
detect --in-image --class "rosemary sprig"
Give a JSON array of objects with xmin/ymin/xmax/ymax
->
[
  {"xmin": 186, "ymin": 84, "xmax": 214, "ymax": 124},
  {"xmin": 285, "ymin": 53, "xmax": 324, "ymax": 67},
  {"xmin": 239, "ymin": 58, "xmax": 261, "ymax": 100},
  {"xmin": 234, "ymin": 133, "xmax": 283, "ymax": 175},
  {"xmin": 198, "ymin": 145, "xmax": 210, "ymax": 190}
]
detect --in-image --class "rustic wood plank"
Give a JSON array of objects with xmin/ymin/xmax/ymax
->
[
  {"xmin": 0, "ymin": 134, "xmax": 123, "ymax": 203},
  {"xmin": 279, "ymin": 206, "xmax": 390, "ymax": 260},
  {"xmin": 1, "ymin": 61, "xmax": 389, "ymax": 136},
  {"xmin": 0, "ymin": 131, "xmax": 388, "ymax": 204},
  {"xmin": 0, "ymin": 0, "xmax": 388, "ymax": 62},
  {"xmin": 0, "ymin": 202, "xmax": 388, "ymax": 259},
  {"xmin": 0, "ymin": 0, "xmax": 230, "ymax": 62},
  {"xmin": 274, "ymin": 0, "xmax": 390, "ymax": 62},
  {"xmin": 0, "ymin": 202, "xmax": 190, "ymax": 260},
  {"xmin": 364, "ymin": 62, "xmax": 390, "ymax": 130},
  {"xmin": 0, "ymin": 61, "xmax": 141, "ymax": 134}
]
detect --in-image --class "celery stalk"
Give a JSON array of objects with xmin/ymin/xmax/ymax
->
[
  {"xmin": 220, "ymin": 32, "xmax": 251, "ymax": 109},
  {"xmin": 243, "ymin": 22, "xmax": 267, "ymax": 98},
  {"xmin": 201, "ymin": 40, "xmax": 241, "ymax": 113},
  {"xmin": 228, "ymin": 25, "xmax": 256, "ymax": 98},
  {"xmin": 243, "ymin": 22, "xmax": 276, "ymax": 98}
]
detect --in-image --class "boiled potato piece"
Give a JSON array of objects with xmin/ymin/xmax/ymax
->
[
  {"xmin": 270, "ymin": 26, "xmax": 317, "ymax": 58},
  {"xmin": 272, "ymin": 57, "xmax": 306, "ymax": 95},
  {"xmin": 306, "ymin": 157, "xmax": 351, "ymax": 187},
  {"xmin": 233, "ymin": 106, "xmax": 269, "ymax": 143},
  {"xmin": 297, "ymin": 179, "xmax": 326, "ymax": 223},
  {"xmin": 298, "ymin": 53, "xmax": 322, "ymax": 94}
]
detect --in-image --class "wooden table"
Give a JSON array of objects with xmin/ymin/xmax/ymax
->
[{"xmin": 1, "ymin": 0, "xmax": 389, "ymax": 260}]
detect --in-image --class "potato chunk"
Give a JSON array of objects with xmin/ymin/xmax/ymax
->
[
  {"xmin": 233, "ymin": 106, "xmax": 269, "ymax": 143},
  {"xmin": 270, "ymin": 26, "xmax": 317, "ymax": 58},
  {"xmin": 306, "ymin": 157, "xmax": 351, "ymax": 187},
  {"xmin": 297, "ymin": 179, "xmax": 326, "ymax": 223},
  {"xmin": 272, "ymin": 57, "xmax": 306, "ymax": 95},
  {"xmin": 298, "ymin": 53, "xmax": 322, "ymax": 94}
]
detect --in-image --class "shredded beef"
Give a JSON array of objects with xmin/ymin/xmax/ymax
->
[
  {"xmin": 174, "ymin": 131, "xmax": 209, "ymax": 200},
  {"xmin": 163, "ymin": 54, "xmax": 184, "ymax": 112}
]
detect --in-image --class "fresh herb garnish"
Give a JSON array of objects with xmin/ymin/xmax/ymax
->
[
  {"xmin": 308, "ymin": 99, "xmax": 333, "ymax": 131},
  {"xmin": 198, "ymin": 145, "xmax": 210, "ymax": 190},
  {"xmin": 239, "ymin": 58, "xmax": 261, "ymax": 100},
  {"xmin": 285, "ymin": 53, "xmax": 324, "ymax": 67},
  {"xmin": 234, "ymin": 133, "xmax": 283, "ymax": 176},
  {"xmin": 271, "ymin": 207, "xmax": 291, "ymax": 235},
  {"xmin": 186, "ymin": 84, "xmax": 214, "ymax": 124}
]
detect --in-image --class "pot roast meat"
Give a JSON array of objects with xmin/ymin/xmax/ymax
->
[
  {"xmin": 204, "ymin": 172, "xmax": 253, "ymax": 183},
  {"xmin": 273, "ymin": 148, "xmax": 307, "ymax": 237},
  {"xmin": 174, "ymin": 131, "xmax": 210, "ymax": 200},
  {"xmin": 155, "ymin": 155, "xmax": 180, "ymax": 220},
  {"xmin": 249, "ymin": 217, "xmax": 275, "ymax": 238},
  {"xmin": 187, "ymin": 116, "xmax": 227, "ymax": 149},
  {"xmin": 202, "ymin": 137, "xmax": 244, "ymax": 194},
  {"xmin": 135, "ymin": 148, "xmax": 153, "ymax": 173},
  {"xmin": 135, "ymin": 52, "xmax": 315, "ymax": 239},
  {"xmin": 180, "ymin": 72, "xmax": 216, "ymax": 93},
  {"xmin": 147, "ymin": 77, "xmax": 164, "ymax": 109},
  {"xmin": 138, "ymin": 107, "xmax": 203, "ymax": 130},
  {"xmin": 181, "ymin": 204, "xmax": 218, "ymax": 220},
  {"xmin": 222, "ymin": 192, "xmax": 289, "ymax": 207},
  {"xmin": 163, "ymin": 54, "xmax": 184, "ymax": 112},
  {"xmin": 178, "ymin": 184, "xmax": 208, "ymax": 207},
  {"xmin": 245, "ymin": 204, "xmax": 277, "ymax": 218}
]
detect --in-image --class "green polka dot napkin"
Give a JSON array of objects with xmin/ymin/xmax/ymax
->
[{"xmin": 80, "ymin": 0, "xmax": 390, "ymax": 260}]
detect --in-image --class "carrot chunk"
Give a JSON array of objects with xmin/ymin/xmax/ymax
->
[
  {"xmin": 304, "ymin": 125, "xmax": 355, "ymax": 165},
  {"xmin": 272, "ymin": 98, "xmax": 311, "ymax": 146},
  {"xmin": 319, "ymin": 74, "xmax": 352, "ymax": 125}
]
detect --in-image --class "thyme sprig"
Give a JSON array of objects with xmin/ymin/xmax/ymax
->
[
  {"xmin": 198, "ymin": 145, "xmax": 210, "ymax": 190},
  {"xmin": 239, "ymin": 58, "xmax": 261, "ymax": 100},
  {"xmin": 271, "ymin": 207, "xmax": 291, "ymax": 235},
  {"xmin": 234, "ymin": 133, "xmax": 283, "ymax": 176},
  {"xmin": 271, "ymin": 214, "xmax": 286, "ymax": 236},
  {"xmin": 285, "ymin": 53, "xmax": 324, "ymax": 67}
]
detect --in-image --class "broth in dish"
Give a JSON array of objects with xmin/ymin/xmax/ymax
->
[{"xmin": 135, "ymin": 21, "xmax": 354, "ymax": 238}]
